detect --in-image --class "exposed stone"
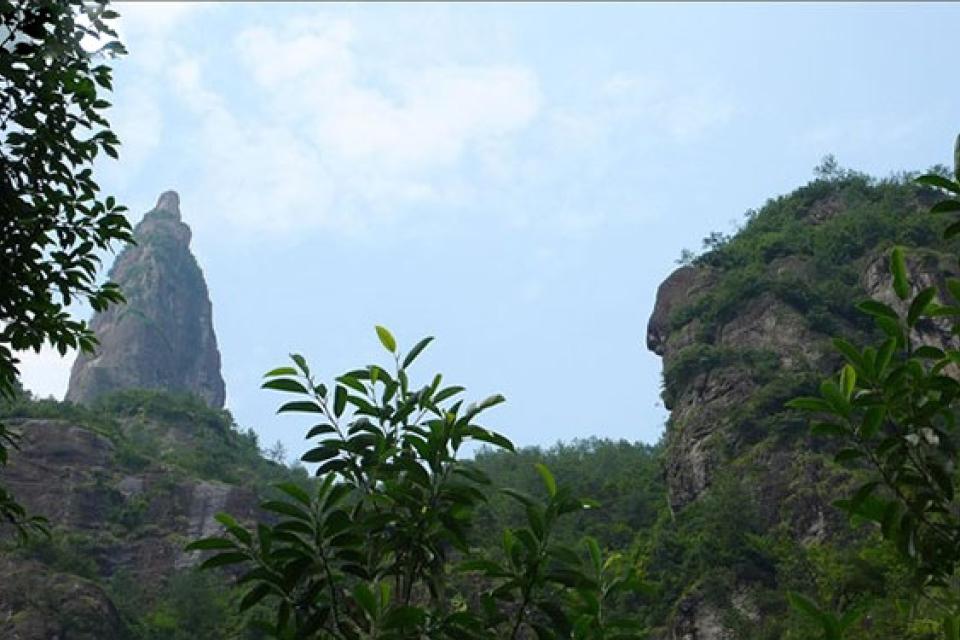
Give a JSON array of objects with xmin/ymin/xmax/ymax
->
[
  {"xmin": 3, "ymin": 417, "xmax": 259, "ymax": 582},
  {"xmin": 0, "ymin": 558, "xmax": 125, "ymax": 640},
  {"xmin": 66, "ymin": 190, "xmax": 226, "ymax": 408}
]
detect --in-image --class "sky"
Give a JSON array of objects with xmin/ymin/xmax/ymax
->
[{"xmin": 16, "ymin": 2, "xmax": 960, "ymax": 462}]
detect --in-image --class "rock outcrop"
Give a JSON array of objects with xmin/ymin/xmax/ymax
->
[
  {"xmin": 66, "ymin": 191, "xmax": 226, "ymax": 408},
  {"xmin": 646, "ymin": 179, "xmax": 954, "ymax": 638}
]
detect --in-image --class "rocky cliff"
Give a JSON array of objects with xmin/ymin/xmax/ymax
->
[
  {"xmin": 0, "ymin": 392, "xmax": 294, "ymax": 639},
  {"xmin": 645, "ymin": 173, "xmax": 951, "ymax": 639},
  {"xmin": 66, "ymin": 191, "xmax": 226, "ymax": 408}
]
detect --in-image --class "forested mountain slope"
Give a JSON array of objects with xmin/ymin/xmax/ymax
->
[{"xmin": 1, "ymin": 165, "xmax": 954, "ymax": 640}]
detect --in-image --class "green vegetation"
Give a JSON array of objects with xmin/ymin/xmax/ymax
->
[
  {"xmin": 191, "ymin": 329, "xmax": 648, "ymax": 639},
  {"xmin": 788, "ymin": 137, "xmax": 960, "ymax": 638},
  {"xmin": 0, "ymin": 0, "xmax": 131, "ymax": 541},
  {"xmin": 1, "ymin": 387, "xmax": 307, "ymax": 638}
]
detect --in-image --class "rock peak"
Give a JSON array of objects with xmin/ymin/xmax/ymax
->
[
  {"xmin": 155, "ymin": 190, "xmax": 181, "ymax": 216},
  {"xmin": 66, "ymin": 192, "xmax": 226, "ymax": 408}
]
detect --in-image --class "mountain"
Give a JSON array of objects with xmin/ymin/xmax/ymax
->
[
  {"xmin": 0, "ymin": 193, "xmax": 293, "ymax": 639},
  {"xmin": 1, "ymin": 171, "xmax": 952, "ymax": 639},
  {"xmin": 642, "ymin": 169, "xmax": 951, "ymax": 638},
  {"xmin": 66, "ymin": 191, "xmax": 226, "ymax": 408}
]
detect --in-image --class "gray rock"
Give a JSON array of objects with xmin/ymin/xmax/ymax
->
[{"xmin": 65, "ymin": 191, "xmax": 226, "ymax": 408}]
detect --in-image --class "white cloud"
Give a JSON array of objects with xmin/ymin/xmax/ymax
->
[{"xmin": 153, "ymin": 17, "xmax": 542, "ymax": 234}]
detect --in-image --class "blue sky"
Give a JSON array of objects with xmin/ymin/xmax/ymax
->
[{"xmin": 18, "ymin": 2, "xmax": 960, "ymax": 460}]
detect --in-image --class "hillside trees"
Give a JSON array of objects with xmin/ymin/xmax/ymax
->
[
  {"xmin": 191, "ymin": 328, "xmax": 648, "ymax": 639},
  {"xmin": 789, "ymin": 134, "xmax": 960, "ymax": 638},
  {"xmin": 0, "ymin": 0, "xmax": 130, "ymax": 540}
]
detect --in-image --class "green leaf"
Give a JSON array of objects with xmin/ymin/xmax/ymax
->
[
  {"xmin": 811, "ymin": 422, "xmax": 847, "ymax": 438},
  {"xmin": 184, "ymin": 537, "xmax": 236, "ymax": 551},
  {"xmin": 200, "ymin": 552, "xmax": 249, "ymax": 570},
  {"xmin": 277, "ymin": 401, "xmax": 323, "ymax": 414},
  {"xmin": 860, "ymin": 407, "xmax": 884, "ymax": 439},
  {"xmin": 931, "ymin": 199, "xmax": 960, "ymax": 214},
  {"xmin": 787, "ymin": 591, "xmax": 823, "ymax": 621},
  {"xmin": 353, "ymin": 583, "xmax": 378, "ymax": 618},
  {"xmin": 945, "ymin": 220, "xmax": 960, "ymax": 239},
  {"xmin": 916, "ymin": 173, "xmax": 960, "ymax": 194},
  {"xmin": 534, "ymin": 463, "xmax": 557, "ymax": 497},
  {"xmin": 239, "ymin": 584, "xmax": 271, "ymax": 612},
  {"xmin": 907, "ymin": 287, "xmax": 936, "ymax": 327},
  {"xmin": 275, "ymin": 482, "xmax": 312, "ymax": 506},
  {"xmin": 891, "ymin": 246, "xmax": 909, "ymax": 300},
  {"xmin": 835, "ymin": 448, "xmax": 865, "ymax": 463},
  {"xmin": 375, "ymin": 325, "xmax": 397, "ymax": 353},
  {"xmin": 302, "ymin": 447, "xmax": 339, "ymax": 463},
  {"xmin": 306, "ymin": 424, "xmax": 337, "ymax": 439},
  {"xmin": 261, "ymin": 500, "xmax": 311, "ymax": 521},
  {"xmin": 264, "ymin": 366, "xmax": 298, "ymax": 377},
  {"xmin": 262, "ymin": 378, "xmax": 309, "ymax": 394},
  {"xmin": 334, "ymin": 385, "xmax": 347, "ymax": 418},
  {"xmin": 840, "ymin": 364, "xmax": 856, "ymax": 399},
  {"xmin": 856, "ymin": 300, "xmax": 899, "ymax": 320},
  {"xmin": 819, "ymin": 380, "xmax": 850, "ymax": 417},
  {"xmin": 786, "ymin": 397, "xmax": 831, "ymax": 412},
  {"xmin": 402, "ymin": 336, "xmax": 434, "ymax": 369}
]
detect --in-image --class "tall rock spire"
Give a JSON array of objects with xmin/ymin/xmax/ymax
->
[{"xmin": 66, "ymin": 191, "xmax": 226, "ymax": 408}]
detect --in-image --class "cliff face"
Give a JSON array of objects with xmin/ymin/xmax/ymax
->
[
  {"xmin": 0, "ymin": 394, "xmax": 288, "ymax": 639},
  {"xmin": 645, "ymin": 175, "xmax": 952, "ymax": 639},
  {"xmin": 66, "ymin": 191, "xmax": 226, "ymax": 408}
]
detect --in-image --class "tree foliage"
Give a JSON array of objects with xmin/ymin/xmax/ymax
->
[
  {"xmin": 0, "ymin": 0, "xmax": 130, "ymax": 542},
  {"xmin": 789, "ymin": 134, "xmax": 960, "ymax": 638},
  {"xmin": 190, "ymin": 329, "xmax": 648, "ymax": 639}
]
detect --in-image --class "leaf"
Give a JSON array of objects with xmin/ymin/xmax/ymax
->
[
  {"xmin": 375, "ymin": 325, "xmax": 397, "ymax": 353},
  {"xmin": 334, "ymin": 385, "xmax": 347, "ymax": 418},
  {"xmin": 786, "ymin": 397, "xmax": 831, "ymax": 412},
  {"xmin": 277, "ymin": 401, "xmax": 323, "ymax": 414},
  {"xmin": 931, "ymin": 199, "xmax": 960, "ymax": 214},
  {"xmin": 916, "ymin": 173, "xmax": 960, "ymax": 194},
  {"xmin": 811, "ymin": 422, "xmax": 847, "ymax": 438},
  {"xmin": 860, "ymin": 407, "xmax": 884, "ymax": 439},
  {"xmin": 849, "ymin": 481, "xmax": 881, "ymax": 514},
  {"xmin": 302, "ymin": 447, "xmax": 340, "ymax": 463},
  {"xmin": 891, "ymin": 246, "xmax": 909, "ymax": 300},
  {"xmin": 819, "ymin": 381, "xmax": 850, "ymax": 417},
  {"xmin": 834, "ymin": 448, "xmax": 865, "ymax": 463},
  {"xmin": 275, "ymin": 482, "xmax": 312, "ymax": 506},
  {"xmin": 832, "ymin": 338, "xmax": 865, "ymax": 372},
  {"xmin": 200, "ymin": 552, "xmax": 249, "ymax": 570},
  {"xmin": 402, "ymin": 336, "xmax": 434, "ymax": 369},
  {"xmin": 856, "ymin": 300, "xmax": 899, "ymax": 320},
  {"xmin": 840, "ymin": 364, "xmax": 856, "ymax": 399},
  {"xmin": 943, "ymin": 219, "xmax": 960, "ymax": 240},
  {"xmin": 239, "ymin": 584, "xmax": 272, "ymax": 612},
  {"xmin": 184, "ymin": 537, "xmax": 236, "ymax": 551},
  {"xmin": 353, "ymin": 583, "xmax": 378, "ymax": 618},
  {"xmin": 262, "ymin": 378, "xmax": 309, "ymax": 394},
  {"xmin": 306, "ymin": 424, "xmax": 337, "ymax": 438},
  {"xmin": 907, "ymin": 287, "xmax": 936, "ymax": 327},
  {"xmin": 264, "ymin": 366, "xmax": 298, "ymax": 377},
  {"xmin": 534, "ymin": 463, "xmax": 557, "ymax": 497},
  {"xmin": 500, "ymin": 488, "xmax": 535, "ymax": 506},
  {"xmin": 261, "ymin": 500, "xmax": 311, "ymax": 521},
  {"xmin": 289, "ymin": 353, "xmax": 310, "ymax": 376},
  {"xmin": 787, "ymin": 591, "xmax": 822, "ymax": 620}
]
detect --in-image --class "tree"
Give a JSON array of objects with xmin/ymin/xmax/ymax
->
[
  {"xmin": 788, "ymin": 134, "xmax": 960, "ymax": 638},
  {"xmin": 189, "ymin": 328, "xmax": 647, "ymax": 639},
  {"xmin": 0, "ymin": 0, "xmax": 130, "ymax": 541},
  {"xmin": 264, "ymin": 440, "xmax": 288, "ymax": 466}
]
